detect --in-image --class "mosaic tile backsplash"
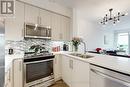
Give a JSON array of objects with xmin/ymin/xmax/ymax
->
[{"xmin": 5, "ymin": 39, "xmax": 71, "ymax": 55}]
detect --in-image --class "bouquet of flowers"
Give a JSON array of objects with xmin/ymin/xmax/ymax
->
[{"xmin": 72, "ymin": 37, "xmax": 82, "ymax": 51}]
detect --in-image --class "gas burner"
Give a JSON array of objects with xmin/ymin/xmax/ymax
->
[{"xmin": 24, "ymin": 51, "xmax": 54, "ymax": 59}]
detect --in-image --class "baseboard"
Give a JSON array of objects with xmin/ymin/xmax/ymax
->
[{"xmin": 54, "ymin": 77, "xmax": 62, "ymax": 82}]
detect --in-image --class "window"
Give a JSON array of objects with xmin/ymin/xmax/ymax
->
[{"xmin": 117, "ymin": 33, "xmax": 129, "ymax": 55}]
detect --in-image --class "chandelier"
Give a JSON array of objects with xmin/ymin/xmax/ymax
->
[{"xmin": 100, "ymin": 8, "xmax": 128, "ymax": 25}]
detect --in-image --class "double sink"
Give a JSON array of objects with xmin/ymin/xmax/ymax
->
[{"xmin": 69, "ymin": 53, "xmax": 94, "ymax": 59}]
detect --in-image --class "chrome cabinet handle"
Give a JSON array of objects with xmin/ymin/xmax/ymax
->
[
  {"xmin": 47, "ymin": 29, "xmax": 49, "ymax": 37},
  {"xmin": 71, "ymin": 60, "xmax": 73, "ymax": 69},
  {"xmin": 69, "ymin": 60, "xmax": 72, "ymax": 69},
  {"xmin": 47, "ymin": 29, "xmax": 51, "ymax": 37},
  {"xmin": 37, "ymin": 16, "xmax": 39, "ymax": 24},
  {"xmin": 69, "ymin": 60, "xmax": 71, "ymax": 69},
  {"xmin": 8, "ymin": 69, "xmax": 11, "ymax": 82},
  {"xmin": 54, "ymin": 58, "xmax": 57, "ymax": 64},
  {"xmin": 40, "ymin": 17, "xmax": 41, "ymax": 25},
  {"xmin": 69, "ymin": 60, "xmax": 73, "ymax": 69},
  {"xmin": 19, "ymin": 61, "xmax": 22, "ymax": 72},
  {"xmin": 91, "ymin": 69, "xmax": 130, "ymax": 87},
  {"xmin": 59, "ymin": 33, "xmax": 63, "ymax": 39},
  {"xmin": 40, "ymin": 17, "xmax": 42, "ymax": 24}
]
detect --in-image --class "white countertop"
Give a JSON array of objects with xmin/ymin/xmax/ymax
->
[
  {"xmin": 5, "ymin": 51, "xmax": 130, "ymax": 75},
  {"xmin": 62, "ymin": 52, "xmax": 130, "ymax": 75},
  {"xmin": 52, "ymin": 51, "xmax": 72, "ymax": 55}
]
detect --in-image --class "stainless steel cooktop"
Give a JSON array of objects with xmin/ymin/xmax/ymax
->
[{"xmin": 24, "ymin": 51, "xmax": 54, "ymax": 59}]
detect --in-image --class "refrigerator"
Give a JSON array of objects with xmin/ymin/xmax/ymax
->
[{"xmin": 0, "ymin": 21, "xmax": 5, "ymax": 87}]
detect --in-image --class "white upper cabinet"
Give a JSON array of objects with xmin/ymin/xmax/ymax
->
[
  {"xmin": 51, "ymin": 14, "xmax": 61, "ymax": 40},
  {"xmin": 24, "ymin": 4, "xmax": 39, "ymax": 24},
  {"xmin": 5, "ymin": 1, "xmax": 24, "ymax": 41},
  {"xmin": 66, "ymin": 17, "xmax": 71, "ymax": 40},
  {"xmin": 51, "ymin": 14, "xmax": 71, "ymax": 41},
  {"xmin": 5, "ymin": 2, "xmax": 71, "ymax": 41},
  {"xmin": 61, "ymin": 16, "xmax": 71, "ymax": 41},
  {"xmin": 39, "ymin": 9, "xmax": 52, "ymax": 27}
]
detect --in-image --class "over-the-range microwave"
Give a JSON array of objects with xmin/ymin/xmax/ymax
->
[{"xmin": 24, "ymin": 23, "xmax": 51, "ymax": 39}]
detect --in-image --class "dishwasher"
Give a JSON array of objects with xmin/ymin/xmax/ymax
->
[{"xmin": 90, "ymin": 64, "xmax": 130, "ymax": 87}]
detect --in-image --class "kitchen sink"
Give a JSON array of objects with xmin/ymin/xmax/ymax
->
[{"xmin": 69, "ymin": 53, "xmax": 94, "ymax": 59}]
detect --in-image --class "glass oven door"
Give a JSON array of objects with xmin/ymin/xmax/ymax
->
[{"xmin": 25, "ymin": 59, "xmax": 53, "ymax": 83}]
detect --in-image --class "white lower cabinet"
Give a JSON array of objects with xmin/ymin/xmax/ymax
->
[
  {"xmin": 5, "ymin": 59, "xmax": 23, "ymax": 87},
  {"xmin": 53, "ymin": 54, "xmax": 62, "ymax": 81},
  {"xmin": 5, "ymin": 68, "xmax": 11, "ymax": 87},
  {"xmin": 12, "ymin": 59, "xmax": 23, "ymax": 87},
  {"xmin": 62, "ymin": 55, "xmax": 90, "ymax": 87},
  {"xmin": 62, "ymin": 55, "xmax": 72, "ymax": 87},
  {"xmin": 71, "ymin": 58, "xmax": 90, "ymax": 87}
]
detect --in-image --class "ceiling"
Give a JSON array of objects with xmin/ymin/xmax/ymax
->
[{"xmin": 55, "ymin": 0, "xmax": 130, "ymax": 20}]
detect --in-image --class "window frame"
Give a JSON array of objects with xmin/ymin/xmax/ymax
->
[{"xmin": 114, "ymin": 31, "xmax": 130, "ymax": 55}]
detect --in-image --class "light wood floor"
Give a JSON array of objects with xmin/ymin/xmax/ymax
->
[{"xmin": 49, "ymin": 80, "xmax": 69, "ymax": 87}]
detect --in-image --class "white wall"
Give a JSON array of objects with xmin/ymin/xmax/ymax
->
[
  {"xmin": 71, "ymin": 0, "xmax": 130, "ymax": 52},
  {"xmin": 73, "ymin": 9, "xmax": 114, "ymax": 51},
  {"xmin": 19, "ymin": 0, "xmax": 72, "ymax": 17}
]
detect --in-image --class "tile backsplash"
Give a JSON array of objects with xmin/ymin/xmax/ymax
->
[{"xmin": 5, "ymin": 39, "xmax": 71, "ymax": 55}]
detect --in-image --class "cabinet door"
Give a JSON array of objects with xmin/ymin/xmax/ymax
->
[
  {"xmin": 5, "ymin": 68, "xmax": 11, "ymax": 87},
  {"xmin": 39, "ymin": 9, "xmax": 52, "ymax": 27},
  {"xmin": 51, "ymin": 14, "xmax": 61, "ymax": 40},
  {"xmin": 61, "ymin": 16, "xmax": 71, "ymax": 41},
  {"xmin": 71, "ymin": 59, "xmax": 90, "ymax": 87},
  {"xmin": 62, "ymin": 55, "xmax": 72, "ymax": 87},
  {"xmin": 25, "ymin": 4, "xmax": 39, "ymax": 24},
  {"xmin": 13, "ymin": 59, "xmax": 23, "ymax": 87},
  {"xmin": 64, "ymin": 17, "xmax": 71, "ymax": 41},
  {"xmin": 53, "ymin": 54, "xmax": 62, "ymax": 81},
  {"xmin": 5, "ymin": 1, "xmax": 24, "ymax": 41}
]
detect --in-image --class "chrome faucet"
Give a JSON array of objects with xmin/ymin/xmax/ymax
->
[{"xmin": 81, "ymin": 41, "xmax": 87, "ymax": 54}]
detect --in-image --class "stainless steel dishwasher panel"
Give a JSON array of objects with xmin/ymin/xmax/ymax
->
[{"xmin": 90, "ymin": 64, "xmax": 130, "ymax": 87}]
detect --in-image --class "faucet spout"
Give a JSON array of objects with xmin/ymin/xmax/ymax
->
[{"xmin": 81, "ymin": 41, "xmax": 87, "ymax": 54}]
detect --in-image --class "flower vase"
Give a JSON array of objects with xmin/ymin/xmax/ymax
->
[{"xmin": 73, "ymin": 45, "xmax": 78, "ymax": 52}]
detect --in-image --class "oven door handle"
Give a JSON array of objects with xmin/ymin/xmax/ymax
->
[
  {"xmin": 24, "ymin": 59, "xmax": 53, "ymax": 64},
  {"xmin": 91, "ymin": 69, "xmax": 130, "ymax": 87}
]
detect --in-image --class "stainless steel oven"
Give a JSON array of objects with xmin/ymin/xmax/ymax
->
[
  {"xmin": 24, "ymin": 55, "xmax": 55, "ymax": 87},
  {"xmin": 24, "ymin": 23, "xmax": 51, "ymax": 39},
  {"xmin": 90, "ymin": 64, "xmax": 130, "ymax": 87}
]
